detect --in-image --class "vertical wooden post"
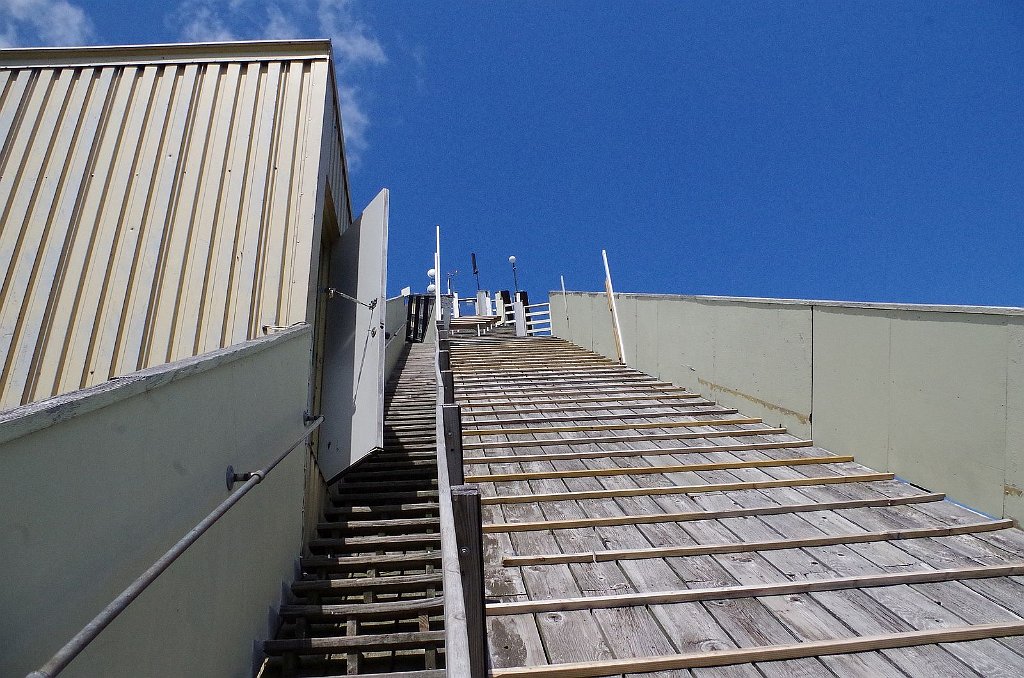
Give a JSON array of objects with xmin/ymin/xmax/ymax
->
[
  {"xmin": 442, "ymin": 404, "xmax": 464, "ymax": 485},
  {"xmin": 441, "ymin": 370, "xmax": 455, "ymax": 405},
  {"xmin": 439, "ymin": 349, "xmax": 451, "ymax": 372},
  {"xmin": 451, "ymin": 485, "xmax": 487, "ymax": 678}
]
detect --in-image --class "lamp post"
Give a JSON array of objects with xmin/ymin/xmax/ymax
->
[{"xmin": 508, "ymin": 255, "xmax": 519, "ymax": 293}]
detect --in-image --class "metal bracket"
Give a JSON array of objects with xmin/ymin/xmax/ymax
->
[
  {"xmin": 324, "ymin": 287, "xmax": 378, "ymax": 310},
  {"xmin": 225, "ymin": 465, "xmax": 251, "ymax": 491}
]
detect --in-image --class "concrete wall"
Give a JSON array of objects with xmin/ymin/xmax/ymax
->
[
  {"xmin": 553, "ymin": 291, "xmax": 1024, "ymax": 522},
  {"xmin": 0, "ymin": 326, "xmax": 314, "ymax": 678}
]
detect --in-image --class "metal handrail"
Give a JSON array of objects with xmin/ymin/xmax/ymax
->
[{"xmin": 26, "ymin": 416, "xmax": 324, "ymax": 678}]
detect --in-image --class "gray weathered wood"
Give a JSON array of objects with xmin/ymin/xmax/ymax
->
[
  {"xmin": 452, "ymin": 484, "xmax": 488, "ymax": 678},
  {"xmin": 442, "ymin": 403, "xmax": 464, "ymax": 485}
]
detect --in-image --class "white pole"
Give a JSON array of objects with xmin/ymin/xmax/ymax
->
[
  {"xmin": 602, "ymin": 249, "xmax": 627, "ymax": 364},
  {"xmin": 434, "ymin": 225, "xmax": 441, "ymax": 309},
  {"xmin": 560, "ymin": 274, "xmax": 570, "ymax": 333}
]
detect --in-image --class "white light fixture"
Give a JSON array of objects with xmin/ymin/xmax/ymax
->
[
  {"xmin": 426, "ymin": 283, "xmax": 436, "ymax": 293},
  {"xmin": 427, "ymin": 268, "xmax": 436, "ymax": 279},
  {"xmin": 507, "ymin": 256, "xmax": 516, "ymax": 265}
]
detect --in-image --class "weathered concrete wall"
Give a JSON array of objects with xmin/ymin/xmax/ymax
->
[
  {"xmin": 0, "ymin": 326, "xmax": 313, "ymax": 678},
  {"xmin": 552, "ymin": 291, "xmax": 1024, "ymax": 521}
]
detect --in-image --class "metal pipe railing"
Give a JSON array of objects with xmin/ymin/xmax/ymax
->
[{"xmin": 26, "ymin": 416, "xmax": 324, "ymax": 678}]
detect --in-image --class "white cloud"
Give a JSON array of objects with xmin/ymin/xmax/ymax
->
[
  {"xmin": 0, "ymin": 0, "xmax": 94, "ymax": 47},
  {"xmin": 169, "ymin": 0, "xmax": 388, "ymax": 167}
]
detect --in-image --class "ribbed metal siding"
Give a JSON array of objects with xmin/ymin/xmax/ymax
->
[{"xmin": 0, "ymin": 56, "xmax": 330, "ymax": 409}]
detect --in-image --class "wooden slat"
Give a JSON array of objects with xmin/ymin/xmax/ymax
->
[
  {"xmin": 481, "ymin": 472, "xmax": 895, "ymax": 505},
  {"xmin": 465, "ymin": 426, "xmax": 789, "ymax": 450},
  {"xmin": 462, "ymin": 416, "xmax": 763, "ymax": 437},
  {"xmin": 461, "ymin": 407, "xmax": 737, "ymax": 426},
  {"xmin": 459, "ymin": 392, "xmax": 701, "ymax": 408},
  {"xmin": 487, "ymin": 622, "xmax": 1024, "ymax": 678},
  {"xmin": 460, "ymin": 400, "xmax": 721, "ymax": 418},
  {"xmin": 481, "ymin": 492, "xmax": 946, "ymax": 533},
  {"xmin": 464, "ymin": 438, "xmax": 815, "ymax": 465},
  {"xmin": 503, "ymin": 519, "xmax": 1014, "ymax": 566},
  {"xmin": 465, "ymin": 455, "xmax": 852, "ymax": 483},
  {"xmin": 264, "ymin": 630, "xmax": 446, "ymax": 655},
  {"xmin": 487, "ymin": 562, "xmax": 1024, "ymax": 615}
]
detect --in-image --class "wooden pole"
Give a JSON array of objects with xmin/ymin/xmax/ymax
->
[{"xmin": 451, "ymin": 485, "xmax": 488, "ymax": 678}]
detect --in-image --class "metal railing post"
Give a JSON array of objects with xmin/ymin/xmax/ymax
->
[{"xmin": 451, "ymin": 485, "xmax": 488, "ymax": 678}]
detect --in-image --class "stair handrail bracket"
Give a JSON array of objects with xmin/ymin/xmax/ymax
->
[{"xmin": 25, "ymin": 416, "xmax": 324, "ymax": 678}]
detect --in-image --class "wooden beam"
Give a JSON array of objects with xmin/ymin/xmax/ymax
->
[
  {"xmin": 502, "ymin": 519, "xmax": 1013, "ymax": 565},
  {"xmin": 480, "ymin": 472, "xmax": 895, "ymax": 505},
  {"xmin": 456, "ymin": 384, "xmax": 686, "ymax": 397},
  {"xmin": 463, "ymin": 417, "xmax": 762, "ymax": 437},
  {"xmin": 487, "ymin": 562, "xmax": 1024, "ymax": 615},
  {"xmin": 460, "ymin": 400, "xmax": 720, "ymax": 419},
  {"xmin": 464, "ymin": 439, "xmax": 815, "ymax": 465},
  {"xmin": 487, "ymin": 622, "xmax": 1024, "ymax": 677},
  {"xmin": 459, "ymin": 393, "xmax": 702, "ymax": 408},
  {"xmin": 462, "ymin": 407, "xmax": 735, "ymax": 426},
  {"xmin": 482, "ymin": 492, "xmax": 946, "ymax": 533},
  {"xmin": 465, "ymin": 426, "xmax": 789, "ymax": 450},
  {"xmin": 465, "ymin": 455, "xmax": 852, "ymax": 483}
]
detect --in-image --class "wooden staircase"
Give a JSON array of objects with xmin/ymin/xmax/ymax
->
[{"xmin": 260, "ymin": 344, "xmax": 446, "ymax": 677}]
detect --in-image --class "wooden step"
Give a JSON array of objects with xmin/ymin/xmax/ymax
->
[
  {"xmin": 280, "ymin": 596, "xmax": 443, "ymax": 621},
  {"xmin": 302, "ymin": 552, "xmax": 442, "ymax": 572},
  {"xmin": 323, "ymin": 502, "xmax": 440, "ymax": 519},
  {"xmin": 264, "ymin": 630, "xmax": 445, "ymax": 655},
  {"xmin": 336, "ymin": 479, "xmax": 438, "ymax": 493},
  {"xmin": 318, "ymin": 516, "xmax": 441, "ymax": 533},
  {"xmin": 292, "ymin": 572, "xmax": 443, "ymax": 597},
  {"xmin": 308, "ymin": 534, "xmax": 442, "ymax": 551}
]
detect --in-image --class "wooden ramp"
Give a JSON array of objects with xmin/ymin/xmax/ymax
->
[{"xmin": 452, "ymin": 335, "xmax": 1024, "ymax": 677}]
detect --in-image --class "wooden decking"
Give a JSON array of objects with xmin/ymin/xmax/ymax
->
[{"xmin": 453, "ymin": 335, "xmax": 1024, "ymax": 677}]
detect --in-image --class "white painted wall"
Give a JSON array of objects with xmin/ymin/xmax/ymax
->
[
  {"xmin": 553, "ymin": 291, "xmax": 1024, "ymax": 522},
  {"xmin": 0, "ymin": 326, "xmax": 313, "ymax": 678}
]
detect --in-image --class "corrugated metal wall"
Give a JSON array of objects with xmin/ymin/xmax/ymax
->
[{"xmin": 0, "ymin": 52, "xmax": 333, "ymax": 410}]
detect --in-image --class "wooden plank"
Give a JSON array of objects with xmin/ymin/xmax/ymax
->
[
  {"xmin": 442, "ymin": 403, "xmax": 464, "ymax": 484},
  {"xmin": 465, "ymin": 455, "xmax": 849, "ymax": 483},
  {"xmin": 503, "ymin": 519, "xmax": 1014, "ymax": 566},
  {"xmin": 463, "ymin": 417, "xmax": 763, "ymax": 437},
  {"xmin": 487, "ymin": 563, "xmax": 1024, "ymax": 615},
  {"xmin": 461, "ymin": 408, "xmax": 737, "ymax": 426},
  {"xmin": 452, "ymin": 485, "xmax": 488, "ymax": 677},
  {"xmin": 464, "ymin": 439, "xmax": 815, "ymax": 465},
  {"xmin": 465, "ymin": 426, "xmax": 789, "ymax": 450},
  {"xmin": 487, "ymin": 622, "xmax": 1024, "ymax": 677},
  {"xmin": 482, "ymin": 472, "xmax": 896, "ymax": 505},
  {"xmin": 482, "ymin": 492, "xmax": 946, "ymax": 533},
  {"xmin": 460, "ymin": 392, "xmax": 702, "ymax": 408},
  {"xmin": 460, "ymin": 400, "xmax": 721, "ymax": 418}
]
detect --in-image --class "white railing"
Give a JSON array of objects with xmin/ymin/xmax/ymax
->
[{"xmin": 524, "ymin": 302, "xmax": 552, "ymax": 336}]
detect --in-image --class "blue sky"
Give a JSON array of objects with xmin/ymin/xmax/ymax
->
[{"xmin": 4, "ymin": 1, "xmax": 1023, "ymax": 306}]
